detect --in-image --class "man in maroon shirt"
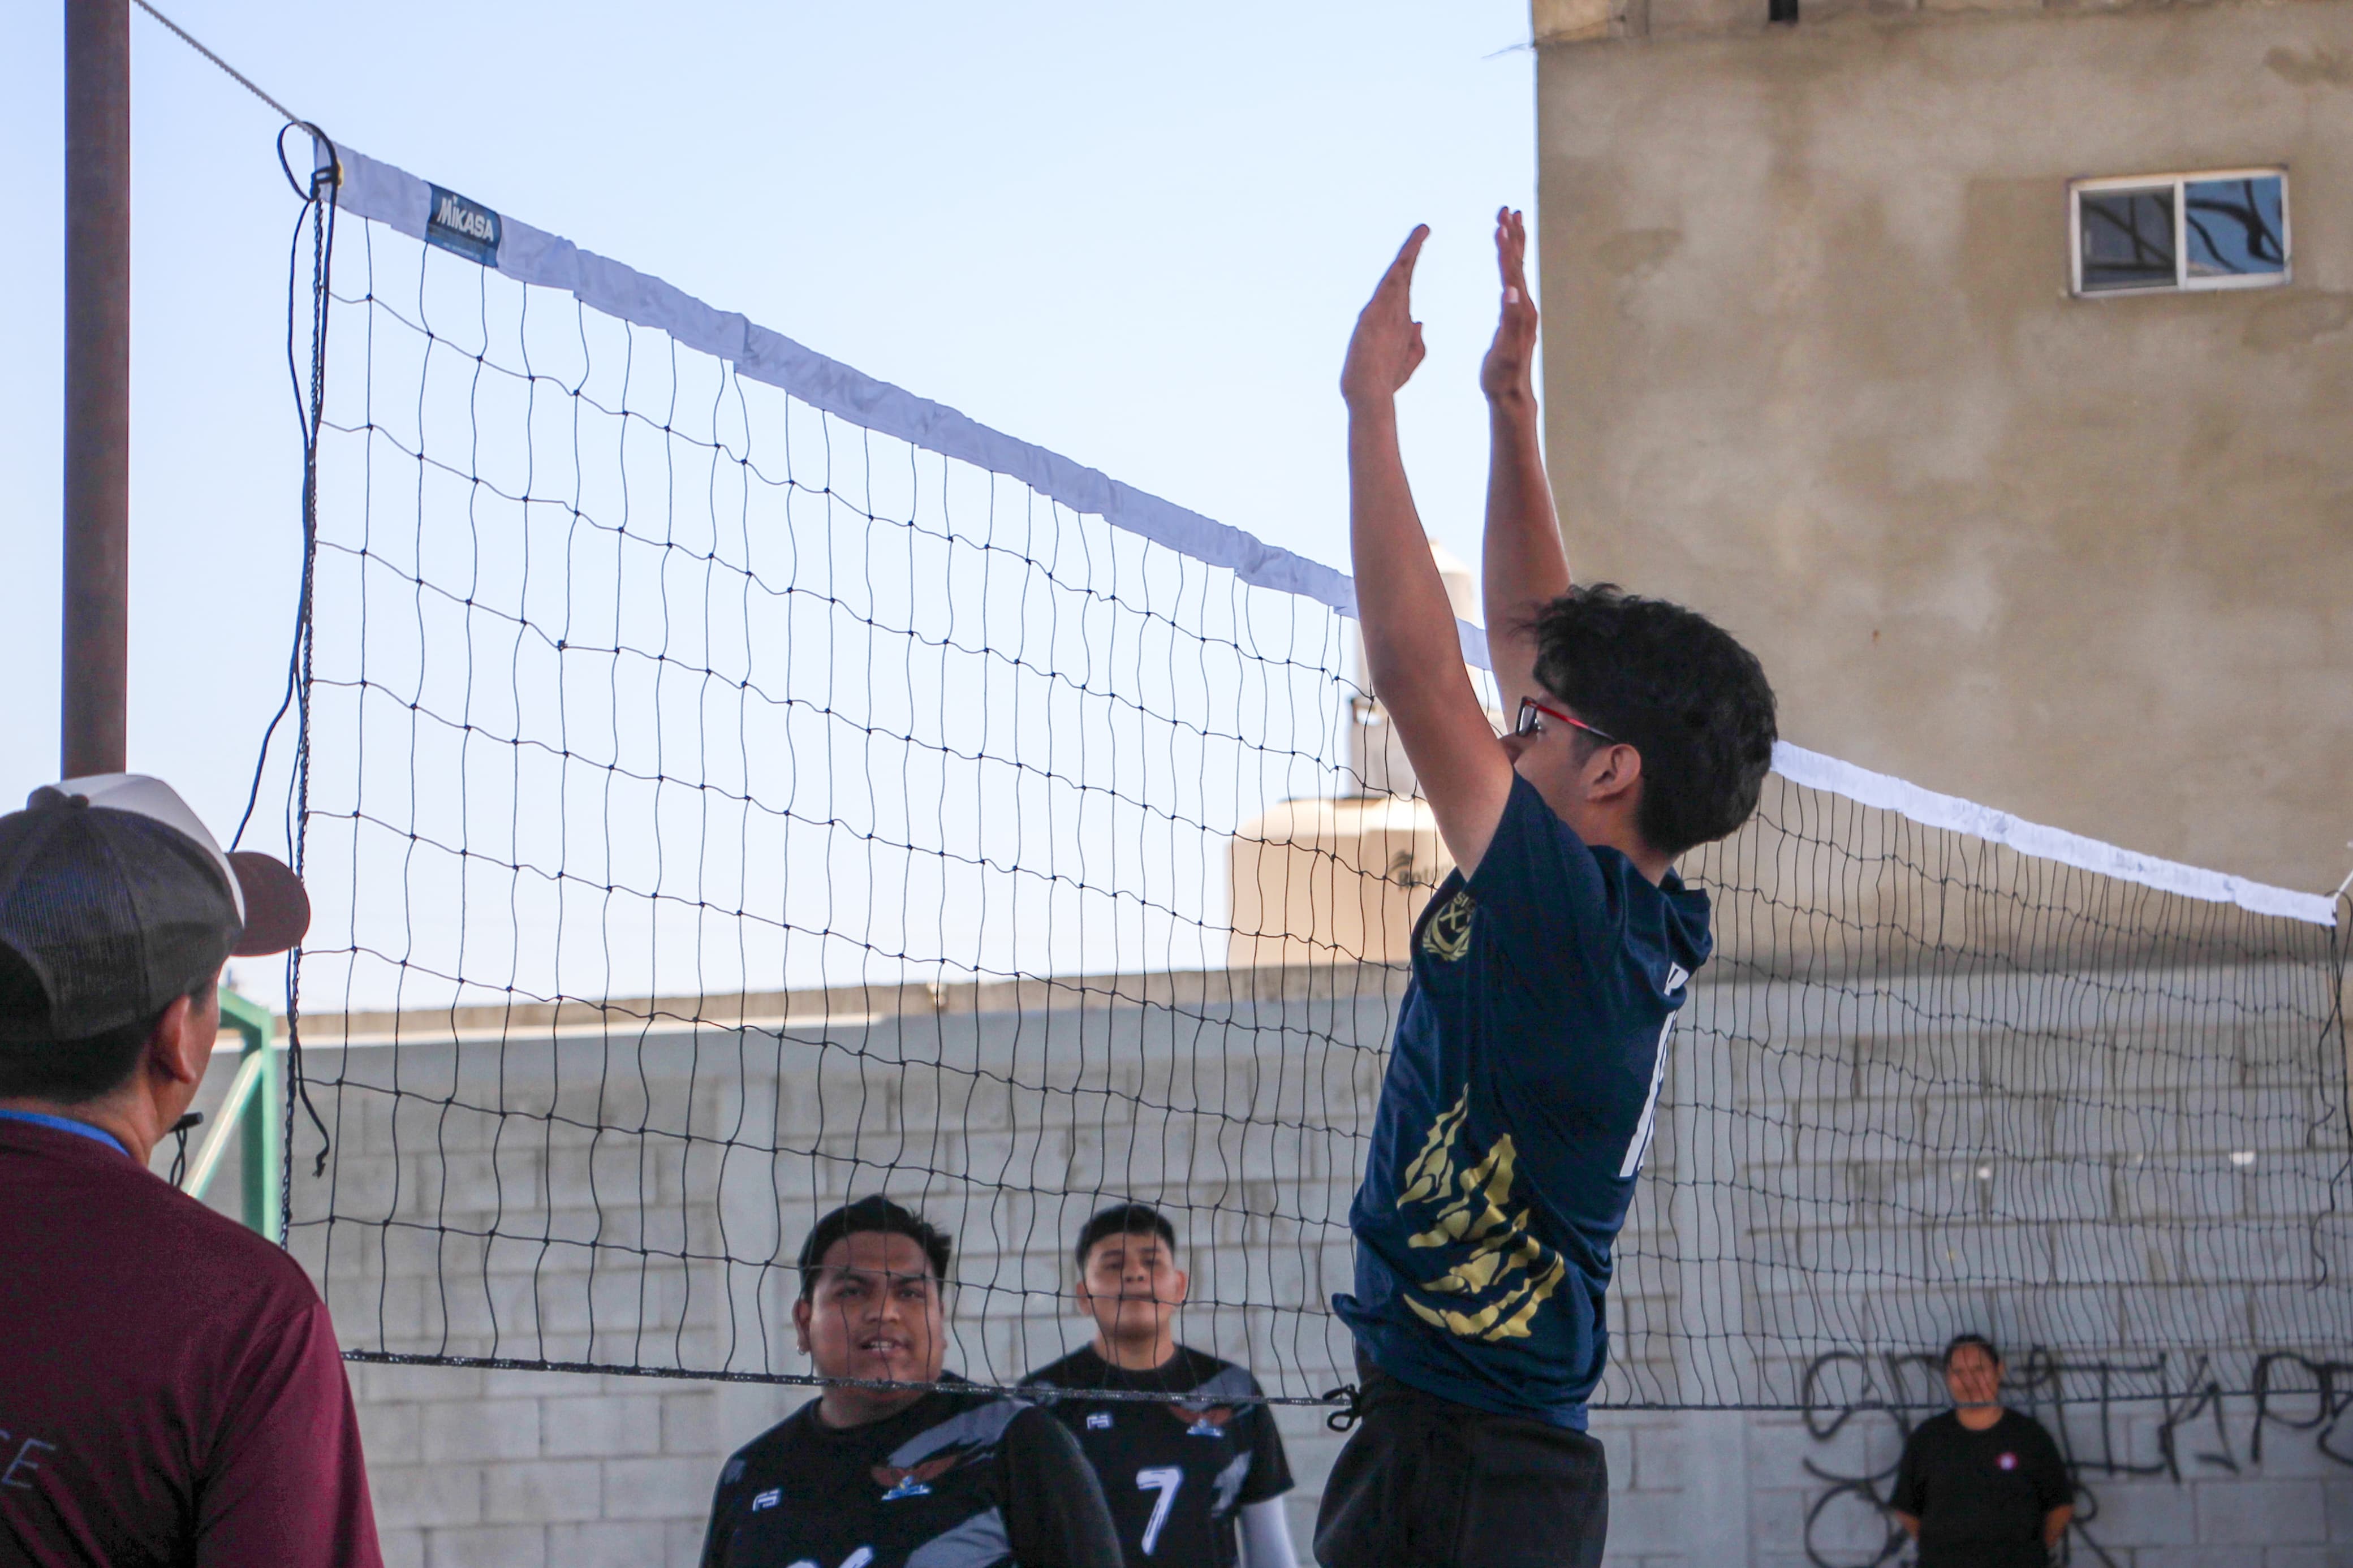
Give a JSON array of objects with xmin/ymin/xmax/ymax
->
[{"xmin": 0, "ymin": 774, "xmax": 382, "ymax": 1567}]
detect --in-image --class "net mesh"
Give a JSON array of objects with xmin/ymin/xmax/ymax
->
[{"xmin": 280, "ymin": 167, "xmax": 2351, "ymax": 1410}]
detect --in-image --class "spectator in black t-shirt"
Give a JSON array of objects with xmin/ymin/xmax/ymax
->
[
  {"xmin": 1890, "ymin": 1334, "xmax": 2074, "ymax": 1568},
  {"xmin": 700, "ymin": 1196, "xmax": 1121, "ymax": 1568},
  {"xmin": 1023, "ymin": 1203, "xmax": 1295, "ymax": 1568}
]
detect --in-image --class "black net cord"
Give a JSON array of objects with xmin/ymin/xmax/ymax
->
[{"xmin": 270, "ymin": 131, "xmax": 342, "ymax": 1237}]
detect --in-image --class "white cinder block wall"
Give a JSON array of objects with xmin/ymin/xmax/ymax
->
[
  {"xmin": 235, "ymin": 965, "xmax": 2351, "ymax": 1566},
  {"xmin": 330, "ymin": 1372, "xmax": 2353, "ymax": 1566}
]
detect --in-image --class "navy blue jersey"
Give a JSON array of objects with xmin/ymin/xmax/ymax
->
[{"xmin": 1333, "ymin": 772, "xmax": 1711, "ymax": 1428}]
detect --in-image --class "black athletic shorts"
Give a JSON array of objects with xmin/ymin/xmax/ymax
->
[{"xmin": 1313, "ymin": 1351, "xmax": 1609, "ymax": 1568}]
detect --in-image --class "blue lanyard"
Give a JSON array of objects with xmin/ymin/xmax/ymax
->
[{"xmin": 0, "ymin": 1107, "xmax": 131, "ymax": 1159}]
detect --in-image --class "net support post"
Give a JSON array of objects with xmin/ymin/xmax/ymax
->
[
  {"xmin": 2337, "ymin": 894, "xmax": 2352, "ymax": 1161},
  {"xmin": 62, "ymin": 0, "xmax": 132, "ymax": 778},
  {"xmin": 217, "ymin": 988, "xmax": 284, "ymax": 1243}
]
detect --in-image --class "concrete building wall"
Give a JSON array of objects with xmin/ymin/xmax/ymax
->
[
  {"xmin": 275, "ymin": 920, "xmax": 2347, "ymax": 1563},
  {"xmin": 286, "ymin": 973, "xmax": 1385, "ymax": 1566},
  {"xmin": 327, "ymin": 1363, "xmax": 2353, "ymax": 1566},
  {"xmin": 1532, "ymin": 0, "xmax": 2353, "ymax": 893}
]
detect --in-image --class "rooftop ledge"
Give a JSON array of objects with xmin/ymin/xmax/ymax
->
[
  {"xmin": 287, "ymin": 964, "xmax": 1418, "ymax": 1048},
  {"xmin": 1531, "ymin": 0, "xmax": 2305, "ymax": 47}
]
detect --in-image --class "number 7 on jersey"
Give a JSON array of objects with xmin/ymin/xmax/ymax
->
[{"xmin": 1135, "ymin": 1467, "xmax": 1183, "ymax": 1556}]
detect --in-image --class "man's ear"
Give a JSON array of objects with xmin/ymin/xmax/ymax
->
[
  {"xmin": 145, "ymin": 994, "xmax": 209, "ymax": 1088},
  {"xmin": 792, "ymin": 1294, "xmax": 813, "ymax": 1357},
  {"xmin": 1169, "ymin": 1266, "xmax": 1190, "ymax": 1308},
  {"xmin": 1581, "ymin": 741, "xmax": 1644, "ymax": 805}
]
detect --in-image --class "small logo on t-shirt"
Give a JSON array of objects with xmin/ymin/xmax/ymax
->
[
  {"xmin": 874, "ymin": 1454, "xmax": 959, "ymax": 1500},
  {"xmin": 1421, "ymin": 891, "xmax": 1475, "ymax": 962},
  {"xmin": 1176, "ymin": 1405, "xmax": 1234, "ymax": 1438},
  {"xmin": 751, "ymin": 1488, "xmax": 782, "ymax": 1511},
  {"xmin": 1087, "ymin": 1412, "xmax": 1113, "ymax": 1430},
  {"xmin": 1997, "ymin": 1452, "xmax": 2019, "ymax": 1471}
]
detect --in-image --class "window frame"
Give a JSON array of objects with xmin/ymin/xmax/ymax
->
[{"xmin": 2068, "ymin": 167, "xmax": 2292, "ymax": 299}]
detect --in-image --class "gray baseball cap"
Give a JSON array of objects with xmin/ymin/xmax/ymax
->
[{"xmin": 0, "ymin": 775, "xmax": 309, "ymax": 1044}]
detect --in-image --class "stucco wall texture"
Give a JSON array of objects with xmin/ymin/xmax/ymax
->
[{"xmin": 1535, "ymin": 0, "xmax": 2353, "ymax": 893}]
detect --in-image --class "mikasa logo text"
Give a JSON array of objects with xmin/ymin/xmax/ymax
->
[
  {"xmin": 425, "ymin": 183, "xmax": 501, "ymax": 264},
  {"xmin": 433, "ymin": 192, "xmax": 495, "ymax": 242}
]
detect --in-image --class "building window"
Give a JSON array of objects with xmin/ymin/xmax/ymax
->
[{"xmin": 2071, "ymin": 170, "xmax": 2289, "ymax": 296}]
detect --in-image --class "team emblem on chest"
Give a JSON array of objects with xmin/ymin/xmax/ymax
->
[
  {"xmin": 1421, "ymin": 891, "xmax": 1475, "ymax": 962},
  {"xmin": 1171, "ymin": 1402, "xmax": 1234, "ymax": 1439},
  {"xmin": 872, "ymin": 1454, "xmax": 958, "ymax": 1500}
]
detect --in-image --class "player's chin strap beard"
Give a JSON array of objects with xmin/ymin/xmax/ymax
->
[{"xmin": 167, "ymin": 1111, "xmax": 205, "ymax": 1188}]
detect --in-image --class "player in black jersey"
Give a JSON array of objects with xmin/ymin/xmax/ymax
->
[
  {"xmin": 1022, "ymin": 1204, "xmax": 1296, "ymax": 1568},
  {"xmin": 699, "ymin": 1197, "xmax": 1121, "ymax": 1568}
]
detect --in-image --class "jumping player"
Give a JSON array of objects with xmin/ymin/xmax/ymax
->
[
  {"xmin": 1023, "ymin": 1203, "xmax": 1296, "ymax": 1568},
  {"xmin": 1315, "ymin": 213, "xmax": 1778, "ymax": 1568},
  {"xmin": 699, "ymin": 1196, "xmax": 1121, "ymax": 1568}
]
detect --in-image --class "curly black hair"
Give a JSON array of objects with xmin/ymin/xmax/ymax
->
[{"xmin": 1525, "ymin": 584, "xmax": 1777, "ymax": 858}]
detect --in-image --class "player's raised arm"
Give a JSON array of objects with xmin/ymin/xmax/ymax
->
[
  {"xmin": 1341, "ymin": 227, "xmax": 1517, "ymax": 874},
  {"xmin": 1479, "ymin": 207, "xmax": 1570, "ymax": 720}
]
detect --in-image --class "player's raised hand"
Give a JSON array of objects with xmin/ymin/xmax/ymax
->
[
  {"xmin": 1342, "ymin": 226, "xmax": 1430, "ymax": 408},
  {"xmin": 1480, "ymin": 208, "xmax": 1538, "ymax": 405}
]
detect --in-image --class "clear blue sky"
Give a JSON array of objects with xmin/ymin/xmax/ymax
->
[{"xmin": 0, "ymin": 1, "xmax": 1536, "ymax": 912}]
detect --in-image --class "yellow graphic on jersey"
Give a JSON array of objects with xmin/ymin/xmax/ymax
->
[
  {"xmin": 1420, "ymin": 891, "xmax": 1475, "ymax": 962},
  {"xmin": 1393, "ymin": 1089, "xmax": 1568, "ymax": 1342}
]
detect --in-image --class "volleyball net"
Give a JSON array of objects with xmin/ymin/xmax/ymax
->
[{"xmin": 275, "ymin": 142, "xmax": 2350, "ymax": 1410}]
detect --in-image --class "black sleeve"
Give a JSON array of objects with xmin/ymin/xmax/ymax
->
[
  {"xmin": 1240, "ymin": 1398, "xmax": 1295, "ymax": 1505},
  {"xmin": 1002, "ymin": 1406, "xmax": 1124, "ymax": 1568},
  {"xmin": 2027, "ymin": 1420, "xmax": 2073, "ymax": 1513},
  {"xmin": 698, "ymin": 1454, "xmax": 747, "ymax": 1568},
  {"xmin": 1888, "ymin": 1425, "xmax": 1929, "ymax": 1517}
]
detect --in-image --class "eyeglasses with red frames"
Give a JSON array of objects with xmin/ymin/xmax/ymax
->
[{"xmin": 1514, "ymin": 696, "xmax": 1617, "ymax": 745}]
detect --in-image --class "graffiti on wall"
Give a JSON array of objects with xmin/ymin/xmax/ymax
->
[{"xmin": 1798, "ymin": 1347, "xmax": 2353, "ymax": 1567}]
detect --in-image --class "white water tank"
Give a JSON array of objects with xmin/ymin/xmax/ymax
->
[{"xmin": 1227, "ymin": 794, "xmax": 1450, "ymax": 969}]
